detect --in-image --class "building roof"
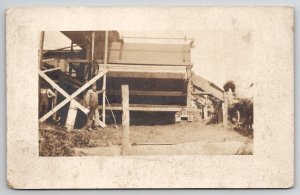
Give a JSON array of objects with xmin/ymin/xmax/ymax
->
[
  {"xmin": 191, "ymin": 73, "xmax": 224, "ymax": 101},
  {"xmin": 61, "ymin": 31, "xmax": 122, "ymax": 46}
]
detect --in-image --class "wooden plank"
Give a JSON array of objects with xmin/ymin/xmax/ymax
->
[
  {"xmin": 108, "ymin": 42, "xmax": 191, "ymax": 66},
  {"xmin": 91, "ymin": 32, "xmax": 95, "ymax": 61},
  {"xmin": 39, "ymin": 70, "xmax": 89, "ymax": 114},
  {"xmin": 121, "ymin": 85, "xmax": 130, "ymax": 155},
  {"xmin": 121, "ymin": 36, "xmax": 194, "ymax": 41},
  {"xmin": 42, "ymin": 67, "xmax": 61, "ymax": 73},
  {"xmin": 105, "ymin": 64, "xmax": 187, "ymax": 79},
  {"xmin": 57, "ymin": 62, "xmax": 185, "ymax": 79},
  {"xmin": 66, "ymin": 59, "xmax": 104, "ymax": 64},
  {"xmin": 65, "ymin": 100, "xmax": 78, "ymax": 130},
  {"xmin": 106, "ymin": 64, "xmax": 188, "ymax": 72},
  {"xmin": 39, "ymin": 69, "xmax": 107, "ymax": 122},
  {"xmin": 107, "ymin": 71, "xmax": 186, "ymax": 79},
  {"xmin": 98, "ymin": 104, "xmax": 183, "ymax": 112},
  {"xmin": 107, "ymin": 90, "xmax": 185, "ymax": 97}
]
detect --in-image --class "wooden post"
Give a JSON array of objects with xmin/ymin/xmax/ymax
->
[
  {"xmin": 65, "ymin": 100, "xmax": 78, "ymax": 130},
  {"xmin": 186, "ymin": 79, "xmax": 192, "ymax": 109},
  {"xmin": 53, "ymin": 90, "xmax": 58, "ymax": 120},
  {"xmin": 38, "ymin": 31, "xmax": 45, "ymax": 69},
  {"xmin": 222, "ymin": 92, "xmax": 228, "ymax": 127},
  {"xmin": 91, "ymin": 32, "xmax": 96, "ymax": 74},
  {"xmin": 203, "ymin": 95, "xmax": 208, "ymax": 119},
  {"xmin": 102, "ymin": 31, "xmax": 109, "ymax": 125},
  {"xmin": 85, "ymin": 45, "xmax": 91, "ymax": 80},
  {"xmin": 102, "ymin": 76, "xmax": 106, "ymax": 124},
  {"xmin": 38, "ymin": 31, "xmax": 45, "ymax": 119},
  {"xmin": 203, "ymin": 105, "xmax": 208, "ymax": 120},
  {"xmin": 69, "ymin": 41, "xmax": 74, "ymax": 76},
  {"xmin": 91, "ymin": 32, "xmax": 95, "ymax": 60},
  {"xmin": 121, "ymin": 85, "xmax": 130, "ymax": 155}
]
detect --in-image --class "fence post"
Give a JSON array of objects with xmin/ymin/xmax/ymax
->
[
  {"xmin": 203, "ymin": 95, "xmax": 208, "ymax": 119},
  {"xmin": 223, "ymin": 92, "xmax": 228, "ymax": 127},
  {"xmin": 121, "ymin": 85, "xmax": 130, "ymax": 155}
]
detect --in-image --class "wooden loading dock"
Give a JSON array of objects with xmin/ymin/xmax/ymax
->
[{"xmin": 39, "ymin": 31, "xmax": 228, "ymax": 129}]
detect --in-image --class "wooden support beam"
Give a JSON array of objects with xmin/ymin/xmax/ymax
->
[
  {"xmin": 66, "ymin": 59, "xmax": 103, "ymax": 64},
  {"xmin": 53, "ymin": 90, "xmax": 58, "ymax": 120},
  {"xmin": 85, "ymin": 45, "xmax": 91, "ymax": 81},
  {"xmin": 39, "ymin": 69, "xmax": 108, "ymax": 122},
  {"xmin": 186, "ymin": 79, "xmax": 192, "ymax": 108},
  {"xmin": 102, "ymin": 31, "xmax": 109, "ymax": 125},
  {"xmin": 105, "ymin": 64, "xmax": 187, "ymax": 79},
  {"xmin": 71, "ymin": 41, "xmax": 74, "ymax": 52},
  {"xmin": 102, "ymin": 75, "xmax": 106, "ymax": 124},
  {"xmin": 65, "ymin": 100, "xmax": 78, "ymax": 130},
  {"xmin": 69, "ymin": 41, "xmax": 74, "ymax": 76},
  {"xmin": 106, "ymin": 90, "xmax": 185, "ymax": 97},
  {"xmin": 91, "ymin": 32, "xmax": 95, "ymax": 61},
  {"xmin": 91, "ymin": 32, "xmax": 96, "ymax": 75},
  {"xmin": 42, "ymin": 67, "xmax": 61, "ymax": 73},
  {"xmin": 104, "ymin": 31, "xmax": 109, "ymax": 65},
  {"xmin": 39, "ymin": 70, "xmax": 89, "ymax": 114},
  {"xmin": 107, "ymin": 71, "xmax": 186, "ymax": 79},
  {"xmin": 98, "ymin": 104, "xmax": 183, "ymax": 112},
  {"xmin": 222, "ymin": 92, "xmax": 228, "ymax": 127},
  {"xmin": 38, "ymin": 31, "xmax": 45, "ymax": 69},
  {"xmin": 203, "ymin": 95, "xmax": 208, "ymax": 120},
  {"xmin": 236, "ymin": 110, "xmax": 240, "ymax": 125},
  {"xmin": 121, "ymin": 85, "xmax": 130, "ymax": 155},
  {"xmin": 203, "ymin": 105, "xmax": 208, "ymax": 120},
  {"xmin": 42, "ymin": 44, "xmax": 79, "ymax": 52}
]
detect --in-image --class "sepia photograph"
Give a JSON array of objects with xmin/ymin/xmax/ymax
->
[
  {"xmin": 6, "ymin": 7, "xmax": 293, "ymax": 188},
  {"xmin": 38, "ymin": 30, "xmax": 254, "ymax": 156}
]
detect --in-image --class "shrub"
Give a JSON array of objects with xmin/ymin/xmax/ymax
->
[{"xmin": 39, "ymin": 129, "xmax": 91, "ymax": 156}]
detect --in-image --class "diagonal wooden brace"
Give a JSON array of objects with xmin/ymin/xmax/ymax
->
[
  {"xmin": 39, "ymin": 69, "xmax": 108, "ymax": 122},
  {"xmin": 39, "ymin": 70, "xmax": 89, "ymax": 114}
]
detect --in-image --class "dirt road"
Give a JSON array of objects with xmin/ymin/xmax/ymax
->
[{"xmin": 74, "ymin": 121, "xmax": 253, "ymax": 156}]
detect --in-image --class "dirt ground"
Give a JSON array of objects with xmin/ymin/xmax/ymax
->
[{"xmin": 74, "ymin": 121, "xmax": 253, "ymax": 156}]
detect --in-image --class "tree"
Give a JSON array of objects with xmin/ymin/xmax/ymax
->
[{"xmin": 223, "ymin": 80, "xmax": 236, "ymax": 93}]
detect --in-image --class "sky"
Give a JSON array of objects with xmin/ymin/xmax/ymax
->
[{"xmin": 44, "ymin": 30, "xmax": 254, "ymax": 97}]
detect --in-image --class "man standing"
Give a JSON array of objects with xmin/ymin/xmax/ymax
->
[
  {"xmin": 85, "ymin": 83, "xmax": 105, "ymax": 131},
  {"xmin": 39, "ymin": 86, "xmax": 56, "ymax": 118}
]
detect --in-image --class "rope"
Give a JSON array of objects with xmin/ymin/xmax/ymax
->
[{"xmin": 105, "ymin": 95, "xmax": 118, "ymax": 128}]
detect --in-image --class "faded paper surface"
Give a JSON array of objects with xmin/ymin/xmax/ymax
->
[{"xmin": 6, "ymin": 7, "xmax": 294, "ymax": 188}]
